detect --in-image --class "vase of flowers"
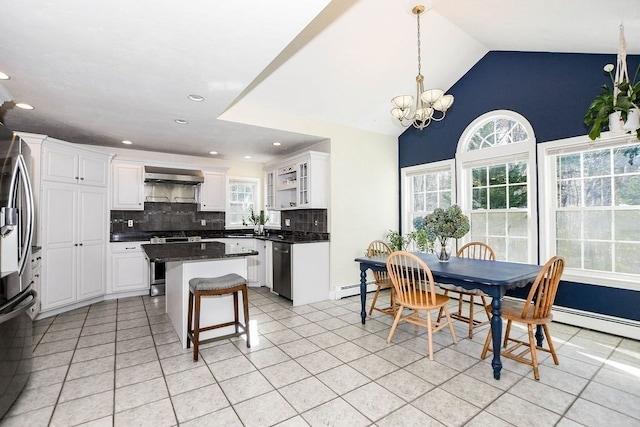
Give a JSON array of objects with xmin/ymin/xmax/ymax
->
[{"xmin": 424, "ymin": 205, "xmax": 470, "ymax": 262}]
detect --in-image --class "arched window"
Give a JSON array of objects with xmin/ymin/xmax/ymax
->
[{"xmin": 457, "ymin": 111, "xmax": 537, "ymax": 262}]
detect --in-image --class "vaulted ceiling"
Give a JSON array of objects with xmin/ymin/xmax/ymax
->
[{"xmin": 1, "ymin": 0, "xmax": 638, "ymax": 163}]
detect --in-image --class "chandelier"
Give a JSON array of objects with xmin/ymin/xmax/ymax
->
[{"xmin": 390, "ymin": 5, "xmax": 454, "ymax": 130}]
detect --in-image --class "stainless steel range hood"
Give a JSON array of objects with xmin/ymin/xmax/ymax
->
[{"xmin": 144, "ymin": 166, "xmax": 204, "ymax": 185}]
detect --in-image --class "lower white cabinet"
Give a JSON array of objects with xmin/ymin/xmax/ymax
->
[
  {"xmin": 110, "ymin": 242, "xmax": 149, "ymax": 293},
  {"xmin": 265, "ymin": 240, "xmax": 273, "ymax": 290},
  {"xmin": 40, "ymin": 182, "xmax": 107, "ymax": 311},
  {"xmin": 215, "ymin": 238, "xmax": 262, "ymax": 287},
  {"xmin": 290, "ymin": 242, "xmax": 329, "ymax": 306}
]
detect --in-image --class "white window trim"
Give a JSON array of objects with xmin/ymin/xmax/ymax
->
[
  {"xmin": 538, "ymin": 131, "xmax": 640, "ymax": 291},
  {"xmin": 456, "ymin": 110, "xmax": 538, "ymax": 262},
  {"xmin": 226, "ymin": 176, "xmax": 261, "ymax": 229},
  {"xmin": 400, "ymin": 159, "xmax": 456, "ymax": 234}
]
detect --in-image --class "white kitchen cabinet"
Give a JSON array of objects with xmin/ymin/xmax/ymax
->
[
  {"xmin": 269, "ymin": 151, "xmax": 329, "ymax": 210},
  {"xmin": 41, "ymin": 140, "xmax": 109, "ymax": 187},
  {"xmin": 112, "ymin": 162, "xmax": 144, "ymax": 210},
  {"xmin": 216, "ymin": 238, "xmax": 261, "ymax": 286},
  {"xmin": 291, "ymin": 242, "xmax": 329, "ymax": 306},
  {"xmin": 40, "ymin": 181, "xmax": 108, "ymax": 311},
  {"xmin": 255, "ymin": 239, "xmax": 267, "ymax": 288},
  {"xmin": 264, "ymin": 240, "xmax": 273, "ymax": 290},
  {"xmin": 197, "ymin": 171, "xmax": 226, "ymax": 211},
  {"xmin": 264, "ymin": 169, "xmax": 275, "ymax": 209},
  {"xmin": 110, "ymin": 242, "xmax": 149, "ymax": 293}
]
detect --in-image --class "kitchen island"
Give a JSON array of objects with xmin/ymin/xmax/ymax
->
[{"xmin": 141, "ymin": 241, "xmax": 258, "ymax": 348}]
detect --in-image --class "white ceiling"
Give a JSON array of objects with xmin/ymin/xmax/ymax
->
[{"xmin": 1, "ymin": 0, "xmax": 639, "ymax": 163}]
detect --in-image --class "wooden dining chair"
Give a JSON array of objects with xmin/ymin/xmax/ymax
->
[
  {"xmin": 367, "ymin": 240, "xmax": 397, "ymax": 317},
  {"xmin": 480, "ymin": 256, "xmax": 565, "ymax": 380},
  {"xmin": 386, "ymin": 251, "xmax": 457, "ymax": 360},
  {"xmin": 436, "ymin": 241, "xmax": 495, "ymax": 338}
]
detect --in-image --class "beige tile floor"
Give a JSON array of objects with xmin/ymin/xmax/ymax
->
[{"xmin": 3, "ymin": 287, "xmax": 640, "ymax": 426}]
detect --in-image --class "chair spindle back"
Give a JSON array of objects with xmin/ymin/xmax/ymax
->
[{"xmin": 386, "ymin": 251, "xmax": 437, "ymax": 308}]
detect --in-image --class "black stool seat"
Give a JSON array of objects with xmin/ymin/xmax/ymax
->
[{"xmin": 186, "ymin": 273, "xmax": 250, "ymax": 361}]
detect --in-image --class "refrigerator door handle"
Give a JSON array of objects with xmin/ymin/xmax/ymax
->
[
  {"xmin": 15, "ymin": 155, "xmax": 34, "ymax": 278},
  {"xmin": 0, "ymin": 288, "xmax": 36, "ymax": 324}
]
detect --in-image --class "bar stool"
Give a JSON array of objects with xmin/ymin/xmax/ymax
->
[{"xmin": 186, "ymin": 273, "xmax": 250, "ymax": 361}]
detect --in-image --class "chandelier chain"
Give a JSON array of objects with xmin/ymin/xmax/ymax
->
[{"xmin": 416, "ymin": 10, "xmax": 422, "ymax": 76}]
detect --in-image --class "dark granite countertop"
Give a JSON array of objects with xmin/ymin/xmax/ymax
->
[
  {"xmin": 112, "ymin": 230, "xmax": 330, "ymax": 244},
  {"xmin": 141, "ymin": 241, "xmax": 258, "ymax": 262}
]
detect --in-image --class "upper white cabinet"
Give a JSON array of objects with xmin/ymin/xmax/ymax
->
[
  {"xmin": 112, "ymin": 162, "xmax": 144, "ymax": 210},
  {"xmin": 265, "ymin": 169, "xmax": 275, "ymax": 210},
  {"xmin": 197, "ymin": 171, "xmax": 226, "ymax": 211},
  {"xmin": 269, "ymin": 151, "xmax": 329, "ymax": 210},
  {"xmin": 42, "ymin": 140, "xmax": 109, "ymax": 187}
]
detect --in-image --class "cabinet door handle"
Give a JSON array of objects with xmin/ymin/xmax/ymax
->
[{"xmin": 125, "ymin": 247, "xmax": 136, "ymax": 250}]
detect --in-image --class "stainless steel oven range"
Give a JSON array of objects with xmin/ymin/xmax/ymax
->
[{"xmin": 148, "ymin": 235, "xmax": 201, "ymax": 296}]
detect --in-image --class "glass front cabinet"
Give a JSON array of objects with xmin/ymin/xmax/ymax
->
[{"xmin": 266, "ymin": 151, "xmax": 329, "ymax": 211}]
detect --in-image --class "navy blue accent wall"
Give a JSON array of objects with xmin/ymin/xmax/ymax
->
[
  {"xmin": 508, "ymin": 281, "xmax": 640, "ymax": 322},
  {"xmin": 399, "ymin": 51, "xmax": 640, "ymax": 323},
  {"xmin": 399, "ymin": 51, "xmax": 640, "ymax": 168}
]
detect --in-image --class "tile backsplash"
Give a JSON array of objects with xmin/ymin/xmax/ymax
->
[
  {"xmin": 111, "ymin": 202, "xmax": 225, "ymax": 233},
  {"xmin": 280, "ymin": 209, "xmax": 327, "ymax": 233},
  {"xmin": 111, "ymin": 204, "xmax": 328, "ymax": 235}
]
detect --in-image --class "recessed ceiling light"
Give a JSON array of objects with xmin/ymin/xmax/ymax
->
[
  {"xmin": 209, "ymin": 151, "xmax": 218, "ymax": 155},
  {"xmin": 273, "ymin": 142, "xmax": 282, "ymax": 146},
  {"xmin": 122, "ymin": 140, "xmax": 133, "ymax": 145},
  {"xmin": 188, "ymin": 94, "xmax": 204, "ymax": 102},
  {"xmin": 15, "ymin": 103, "xmax": 34, "ymax": 110},
  {"xmin": 244, "ymin": 155, "xmax": 251, "ymax": 159},
  {"xmin": 0, "ymin": 72, "xmax": 9, "ymax": 80},
  {"xmin": 175, "ymin": 119, "xmax": 188, "ymax": 125}
]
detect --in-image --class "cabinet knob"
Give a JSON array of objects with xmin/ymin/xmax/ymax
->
[
  {"xmin": 79, "ymin": 243, "xmax": 83, "ymax": 246},
  {"xmin": 74, "ymin": 243, "xmax": 78, "ymax": 246},
  {"xmin": 35, "ymin": 274, "xmax": 39, "ymax": 278},
  {"xmin": 37, "ymin": 257, "xmax": 41, "ymax": 260},
  {"xmin": 75, "ymin": 176, "xmax": 79, "ymax": 180},
  {"xmin": 80, "ymin": 177, "xmax": 85, "ymax": 180}
]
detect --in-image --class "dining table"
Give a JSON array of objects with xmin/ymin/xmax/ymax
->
[{"xmin": 354, "ymin": 252, "xmax": 542, "ymax": 380}]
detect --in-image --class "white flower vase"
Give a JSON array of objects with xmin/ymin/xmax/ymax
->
[
  {"xmin": 435, "ymin": 238, "xmax": 452, "ymax": 262},
  {"xmin": 609, "ymin": 111, "xmax": 625, "ymax": 133},
  {"xmin": 254, "ymin": 224, "xmax": 260, "ymax": 235},
  {"xmin": 623, "ymin": 107, "xmax": 640, "ymax": 132}
]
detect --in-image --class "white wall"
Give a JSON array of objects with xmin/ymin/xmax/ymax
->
[{"xmin": 220, "ymin": 105, "xmax": 398, "ymax": 292}]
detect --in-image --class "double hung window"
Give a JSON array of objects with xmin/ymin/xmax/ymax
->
[{"xmin": 457, "ymin": 111, "xmax": 537, "ymax": 262}]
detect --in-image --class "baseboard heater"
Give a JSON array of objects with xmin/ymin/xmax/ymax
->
[
  {"xmin": 550, "ymin": 305, "xmax": 640, "ymax": 340},
  {"xmin": 334, "ymin": 282, "xmax": 377, "ymax": 299}
]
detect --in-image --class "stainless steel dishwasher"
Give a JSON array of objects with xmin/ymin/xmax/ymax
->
[{"xmin": 272, "ymin": 241, "xmax": 292, "ymax": 300}]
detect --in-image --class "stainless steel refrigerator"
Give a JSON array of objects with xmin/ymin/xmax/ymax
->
[{"xmin": 0, "ymin": 122, "xmax": 36, "ymax": 419}]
